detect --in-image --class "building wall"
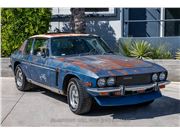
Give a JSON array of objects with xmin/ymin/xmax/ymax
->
[{"xmin": 50, "ymin": 8, "xmax": 180, "ymax": 51}]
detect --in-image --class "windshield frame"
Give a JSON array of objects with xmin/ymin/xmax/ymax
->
[{"xmin": 49, "ymin": 36, "xmax": 114, "ymax": 57}]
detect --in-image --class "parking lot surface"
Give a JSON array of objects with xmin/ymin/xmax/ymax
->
[{"xmin": 1, "ymin": 77, "xmax": 180, "ymax": 126}]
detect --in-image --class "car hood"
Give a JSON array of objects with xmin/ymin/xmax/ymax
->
[{"xmin": 56, "ymin": 55, "xmax": 156, "ymax": 76}]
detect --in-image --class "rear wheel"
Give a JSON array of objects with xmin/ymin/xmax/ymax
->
[
  {"xmin": 15, "ymin": 65, "xmax": 33, "ymax": 91},
  {"xmin": 67, "ymin": 78, "xmax": 92, "ymax": 114}
]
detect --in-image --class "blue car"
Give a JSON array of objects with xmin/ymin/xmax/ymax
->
[{"xmin": 10, "ymin": 33, "xmax": 170, "ymax": 114}]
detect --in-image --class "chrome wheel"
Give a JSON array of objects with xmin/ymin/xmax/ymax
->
[
  {"xmin": 16, "ymin": 67, "xmax": 23, "ymax": 87},
  {"xmin": 69, "ymin": 82, "xmax": 79, "ymax": 110}
]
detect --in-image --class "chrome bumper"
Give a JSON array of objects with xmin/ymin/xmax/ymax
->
[{"xmin": 87, "ymin": 81, "xmax": 170, "ymax": 93}]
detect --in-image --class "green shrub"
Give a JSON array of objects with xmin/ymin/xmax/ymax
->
[
  {"xmin": 129, "ymin": 40, "xmax": 152, "ymax": 59},
  {"xmin": 175, "ymin": 49, "xmax": 180, "ymax": 60},
  {"xmin": 117, "ymin": 39, "xmax": 132, "ymax": 57},
  {"xmin": 151, "ymin": 45, "xmax": 172, "ymax": 59},
  {"xmin": 1, "ymin": 8, "xmax": 52, "ymax": 57}
]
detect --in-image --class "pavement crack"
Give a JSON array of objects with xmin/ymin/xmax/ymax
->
[{"xmin": 1, "ymin": 92, "xmax": 25, "ymax": 125}]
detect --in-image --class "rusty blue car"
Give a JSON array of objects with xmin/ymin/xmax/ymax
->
[{"xmin": 10, "ymin": 33, "xmax": 170, "ymax": 114}]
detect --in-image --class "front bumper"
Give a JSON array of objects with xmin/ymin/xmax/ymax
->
[
  {"xmin": 86, "ymin": 80, "xmax": 170, "ymax": 106},
  {"xmin": 87, "ymin": 80, "xmax": 170, "ymax": 96}
]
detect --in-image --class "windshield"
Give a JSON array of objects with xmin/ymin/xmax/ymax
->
[{"xmin": 50, "ymin": 36, "xmax": 114, "ymax": 56}]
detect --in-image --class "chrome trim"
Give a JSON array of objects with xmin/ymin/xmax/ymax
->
[
  {"xmin": 87, "ymin": 81, "xmax": 170, "ymax": 93},
  {"xmin": 22, "ymin": 61, "xmax": 56, "ymax": 71},
  {"xmin": 27, "ymin": 78, "xmax": 65, "ymax": 95}
]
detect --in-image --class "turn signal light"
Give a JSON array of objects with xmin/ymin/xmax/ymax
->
[
  {"xmin": 99, "ymin": 92, "xmax": 109, "ymax": 96},
  {"xmin": 159, "ymin": 85, "xmax": 165, "ymax": 89},
  {"xmin": 84, "ymin": 82, "xmax": 92, "ymax": 87}
]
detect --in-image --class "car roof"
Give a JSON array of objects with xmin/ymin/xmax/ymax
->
[{"xmin": 30, "ymin": 33, "xmax": 98, "ymax": 38}]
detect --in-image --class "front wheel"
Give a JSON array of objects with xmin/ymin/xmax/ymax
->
[{"xmin": 67, "ymin": 78, "xmax": 92, "ymax": 115}]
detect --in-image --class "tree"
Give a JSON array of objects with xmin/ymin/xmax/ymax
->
[
  {"xmin": 70, "ymin": 8, "xmax": 86, "ymax": 33},
  {"xmin": 1, "ymin": 8, "xmax": 52, "ymax": 57}
]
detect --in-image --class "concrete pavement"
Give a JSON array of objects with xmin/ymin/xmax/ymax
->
[{"xmin": 1, "ymin": 77, "xmax": 180, "ymax": 126}]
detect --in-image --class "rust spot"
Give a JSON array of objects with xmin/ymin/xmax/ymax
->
[
  {"xmin": 115, "ymin": 69, "xmax": 128, "ymax": 75},
  {"xmin": 56, "ymin": 57, "xmax": 65, "ymax": 62}
]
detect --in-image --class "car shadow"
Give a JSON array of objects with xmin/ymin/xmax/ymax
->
[
  {"xmin": 28, "ymin": 88, "xmax": 180, "ymax": 120},
  {"xmin": 87, "ymin": 96, "xmax": 180, "ymax": 120}
]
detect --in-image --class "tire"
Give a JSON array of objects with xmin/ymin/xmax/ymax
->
[
  {"xmin": 15, "ymin": 65, "xmax": 33, "ymax": 91},
  {"xmin": 67, "ymin": 78, "xmax": 92, "ymax": 115}
]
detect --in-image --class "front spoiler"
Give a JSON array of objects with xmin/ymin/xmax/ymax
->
[{"xmin": 94, "ymin": 91, "xmax": 162, "ymax": 106}]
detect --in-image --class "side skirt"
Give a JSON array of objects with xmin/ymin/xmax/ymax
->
[{"xmin": 26, "ymin": 78, "xmax": 65, "ymax": 95}]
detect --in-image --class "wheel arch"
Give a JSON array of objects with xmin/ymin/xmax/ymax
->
[
  {"xmin": 62, "ymin": 74, "xmax": 80, "ymax": 95},
  {"xmin": 14, "ymin": 61, "xmax": 21, "ymax": 73}
]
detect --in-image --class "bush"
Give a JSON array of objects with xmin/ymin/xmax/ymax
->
[
  {"xmin": 117, "ymin": 39, "xmax": 132, "ymax": 57},
  {"xmin": 1, "ymin": 8, "xmax": 52, "ymax": 57},
  {"xmin": 175, "ymin": 49, "xmax": 180, "ymax": 60},
  {"xmin": 151, "ymin": 45, "xmax": 172, "ymax": 59}
]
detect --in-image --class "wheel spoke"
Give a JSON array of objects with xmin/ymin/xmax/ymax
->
[
  {"xmin": 69, "ymin": 82, "xmax": 79, "ymax": 109},
  {"xmin": 16, "ymin": 67, "xmax": 23, "ymax": 87}
]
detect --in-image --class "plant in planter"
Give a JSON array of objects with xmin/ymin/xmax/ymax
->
[
  {"xmin": 117, "ymin": 39, "xmax": 132, "ymax": 57},
  {"xmin": 151, "ymin": 45, "xmax": 172, "ymax": 59},
  {"xmin": 175, "ymin": 49, "xmax": 180, "ymax": 60},
  {"xmin": 129, "ymin": 40, "xmax": 152, "ymax": 59}
]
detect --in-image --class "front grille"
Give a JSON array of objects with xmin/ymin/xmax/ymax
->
[{"xmin": 116, "ymin": 74, "xmax": 152, "ymax": 86}]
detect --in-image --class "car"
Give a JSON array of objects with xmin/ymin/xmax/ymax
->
[{"xmin": 10, "ymin": 33, "xmax": 170, "ymax": 114}]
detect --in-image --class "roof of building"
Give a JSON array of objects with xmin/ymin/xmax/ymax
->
[{"xmin": 30, "ymin": 33, "xmax": 97, "ymax": 38}]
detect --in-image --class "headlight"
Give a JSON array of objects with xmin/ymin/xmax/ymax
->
[
  {"xmin": 152, "ymin": 73, "xmax": 158, "ymax": 82},
  {"xmin": 107, "ymin": 77, "xmax": 115, "ymax": 86},
  {"xmin": 97, "ymin": 78, "xmax": 106, "ymax": 87},
  {"xmin": 159, "ymin": 72, "xmax": 166, "ymax": 81}
]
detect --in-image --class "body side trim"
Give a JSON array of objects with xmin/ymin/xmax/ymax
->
[{"xmin": 27, "ymin": 78, "xmax": 65, "ymax": 95}]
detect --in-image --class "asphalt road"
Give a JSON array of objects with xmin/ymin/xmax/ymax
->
[{"xmin": 1, "ymin": 77, "xmax": 180, "ymax": 126}]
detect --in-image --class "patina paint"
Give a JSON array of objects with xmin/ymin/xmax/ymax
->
[{"xmin": 56, "ymin": 55, "xmax": 153, "ymax": 76}]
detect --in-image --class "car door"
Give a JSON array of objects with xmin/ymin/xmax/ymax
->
[{"xmin": 29, "ymin": 38, "xmax": 50, "ymax": 85}]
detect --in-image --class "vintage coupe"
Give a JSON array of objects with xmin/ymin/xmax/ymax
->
[{"xmin": 10, "ymin": 33, "xmax": 169, "ymax": 114}]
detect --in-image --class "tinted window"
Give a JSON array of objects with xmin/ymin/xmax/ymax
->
[
  {"xmin": 165, "ymin": 8, "xmax": 180, "ymax": 36},
  {"xmin": 24, "ymin": 39, "xmax": 33, "ymax": 54},
  {"xmin": 123, "ymin": 8, "xmax": 161, "ymax": 37},
  {"xmin": 33, "ymin": 38, "xmax": 48, "ymax": 56}
]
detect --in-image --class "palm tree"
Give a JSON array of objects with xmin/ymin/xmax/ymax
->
[{"xmin": 70, "ymin": 8, "xmax": 86, "ymax": 33}]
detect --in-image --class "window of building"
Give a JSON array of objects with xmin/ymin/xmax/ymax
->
[
  {"xmin": 164, "ymin": 8, "xmax": 180, "ymax": 36},
  {"xmin": 123, "ymin": 8, "xmax": 161, "ymax": 37}
]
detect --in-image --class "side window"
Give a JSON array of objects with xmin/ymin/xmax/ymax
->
[
  {"xmin": 24, "ymin": 38, "xmax": 33, "ymax": 55},
  {"xmin": 33, "ymin": 38, "xmax": 48, "ymax": 56}
]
